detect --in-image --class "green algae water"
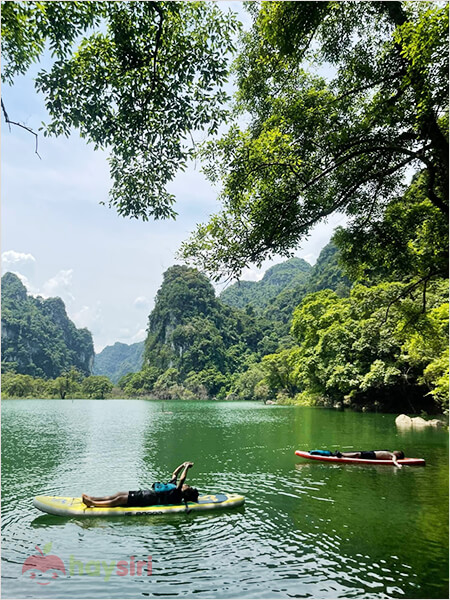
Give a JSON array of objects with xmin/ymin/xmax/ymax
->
[{"xmin": 1, "ymin": 399, "xmax": 448, "ymax": 599}]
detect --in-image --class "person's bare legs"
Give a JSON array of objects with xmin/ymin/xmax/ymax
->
[
  {"xmin": 82, "ymin": 493, "xmax": 128, "ymax": 507},
  {"xmin": 83, "ymin": 492, "xmax": 127, "ymax": 502}
]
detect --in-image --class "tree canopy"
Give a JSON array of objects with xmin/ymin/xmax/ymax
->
[
  {"xmin": 267, "ymin": 280, "xmax": 448, "ymax": 411},
  {"xmin": 1, "ymin": 0, "xmax": 239, "ymax": 219},
  {"xmin": 180, "ymin": 0, "xmax": 448, "ymax": 279},
  {"xmin": 333, "ymin": 171, "xmax": 449, "ymax": 288}
]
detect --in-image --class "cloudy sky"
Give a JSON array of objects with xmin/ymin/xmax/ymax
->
[{"xmin": 1, "ymin": 2, "xmax": 346, "ymax": 352}]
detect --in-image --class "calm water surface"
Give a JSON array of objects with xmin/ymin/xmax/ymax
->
[{"xmin": 1, "ymin": 400, "xmax": 448, "ymax": 599}]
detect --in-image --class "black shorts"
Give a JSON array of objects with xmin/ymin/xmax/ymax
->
[
  {"xmin": 359, "ymin": 451, "xmax": 376, "ymax": 460},
  {"xmin": 127, "ymin": 490, "xmax": 157, "ymax": 507}
]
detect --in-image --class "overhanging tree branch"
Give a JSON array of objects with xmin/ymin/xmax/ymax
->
[
  {"xmin": 383, "ymin": 271, "xmax": 444, "ymax": 323},
  {"xmin": 150, "ymin": 2, "xmax": 164, "ymax": 95},
  {"xmin": 1, "ymin": 99, "xmax": 42, "ymax": 159}
]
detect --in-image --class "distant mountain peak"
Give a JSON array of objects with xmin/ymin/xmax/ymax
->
[
  {"xmin": 1, "ymin": 272, "xmax": 95, "ymax": 378},
  {"xmin": 93, "ymin": 340, "xmax": 145, "ymax": 384}
]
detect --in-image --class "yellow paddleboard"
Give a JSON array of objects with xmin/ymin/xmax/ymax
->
[{"xmin": 33, "ymin": 493, "xmax": 244, "ymax": 517}]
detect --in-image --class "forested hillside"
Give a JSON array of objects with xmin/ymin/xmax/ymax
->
[
  {"xmin": 93, "ymin": 341, "xmax": 145, "ymax": 384},
  {"xmin": 221, "ymin": 242, "xmax": 351, "ymax": 327},
  {"xmin": 220, "ymin": 257, "xmax": 311, "ymax": 310},
  {"xmin": 263, "ymin": 243, "xmax": 351, "ymax": 324},
  {"xmin": 118, "ymin": 265, "xmax": 282, "ymax": 399},
  {"xmin": 258, "ymin": 174, "xmax": 449, "ymax": 413},
  {"xmin": 1, "ymin": 272, "xmax": 94, "ymax": 378},
  {"xmin": 118, "ymin": 193, "xmax": 448, "ymax": 413}
]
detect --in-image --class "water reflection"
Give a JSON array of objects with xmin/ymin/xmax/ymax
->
[{"xmin": 2, "ymin": 400, "xmax": 448, "ymax": 599}]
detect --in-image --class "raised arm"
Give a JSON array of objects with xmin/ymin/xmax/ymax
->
[
  {"xmin": 172, "ymin": 462, "xmax": 187, "ymax": 480},
  {"xmin": 177, "ymin": 462, "xmax": 194, "ymax": 490}
]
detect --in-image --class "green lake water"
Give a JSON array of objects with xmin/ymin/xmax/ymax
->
[{"xmin": 1, "ymin": 399, "xmax": 448, "ymax": 599}]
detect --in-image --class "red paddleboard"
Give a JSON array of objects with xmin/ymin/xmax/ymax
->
[{"xmin": 295, "ymin": 450, "xmax": 426, "ymax": 466}]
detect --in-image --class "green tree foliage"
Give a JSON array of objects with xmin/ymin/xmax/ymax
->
[
  {"xmin": 262, "ymin": 349, "xmax": 302, "ymax": 399},
  {"xmin": 52, "ymin": 367, "xmax": 84, "ymax": 399},
  {"xmin": 229, "ymin": 363, "xmax": 268, "ymax": 402},
  {"xmin": 264, "ymin": 281, "xmax": 449, "ymax": 411},
  {"xmin": 1, "ymin": 272, "xmax": 95, "ymax": 378},
  {"xmin": 1, "ymin": 1, "xmax": 102, "ymax": 84},
  {"xmin": 81, "ymin": 375, "xmax": 113, "ymax": 399},
  {"xmin": 181, "ymin": 1, "xmax": 449, "ymax": 279},
  {"xmin": 401, "ymin": 300, "xmax": 449, "ymax": 409},
  {"xmin": 334, "ymin": 172, "xmax": 449, "ymax": 285},
  {"xmin": 117, "ymin": 366, "xmax": 162, "ymax": 397},
  {"xmin": 0, "ymin": 367, "xmax": 104, "ymax": 399},
  {"xmin": 149, "ymin": 367, "xmax": 197, "ymax": 401},
  {"xmin": 1, "ymin": 372, "xmax": 44, "ymax": 398},
  {"xmin": 185, "ymin": 367, "xmax": 229, "ymax": 399},
  {"xmin": 218, "ymin": 243, "xmax": 352, "ymax": 351},
  {"xmin": 93, "ymin": 341, "xmax": 145, "ymax": 384},
  {"xmin": 1, "ymin": 1, "xmax": 239, "ymax": 219},
  {"xmin": 422, "ymin": 348, "xmax": 449, "ymax": 408}
]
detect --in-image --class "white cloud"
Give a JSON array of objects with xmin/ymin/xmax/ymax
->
[
  {"xmin": 41, "ymin": 269, "xmax": 75, "ymax": 302},
  {"xmin": 133, "ymin": 296, "xmax": 151, "ymax": 310},
  {"xmin": 301, "ymin": 253, "xmax": 316, "ymax": 265},
  {"xmin": 129, "ymin": 328, "xmax": 147, "ymax": 344},
  {"xmin": 118, "ymin": 326, "xmax": 147, "ymax": 343},
  {"xmin": 2, "ymin": 250, "xmax": 36, "ymax": 266},
  {"xmin": 73, "ymin": 303, "xmax": 103, "ymax": 332},
  {"xmin": 239, "ymin": 266, "xmax": 265, "ymax": 282},
  {"xmin": 2, "ymin": 250, "xmax": 36, "ymax": 279}
]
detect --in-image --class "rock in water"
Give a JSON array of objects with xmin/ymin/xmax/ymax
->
[{"xmin": 395, "ymin": 414, "xmax": 412, "ymax": 427}]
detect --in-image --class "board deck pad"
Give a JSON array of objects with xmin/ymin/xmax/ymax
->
[
  {"xmin": 33, "ymin": 493, "xmax": 244, "ymax": 517},
  {"xmin": 295, "ymin": 450, "xmax": 426, "ymax": 466}
]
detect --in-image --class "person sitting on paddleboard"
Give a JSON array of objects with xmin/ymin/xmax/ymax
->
[
  {"xmin": 334, "ymin": 450, "xmax": 405, "ymax": 468},
  {"xmin": 81, "ymin": 461, "xmax": 199, "ymax": 507}
]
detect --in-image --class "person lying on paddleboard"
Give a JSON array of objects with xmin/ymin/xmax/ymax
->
[
  {"xmin": 334, "ymin": 450, "xmax": 405, "ymax": 468},
  {"xmin": 81, "ymin": 461, "xmax": 199, "ymax": 507}
]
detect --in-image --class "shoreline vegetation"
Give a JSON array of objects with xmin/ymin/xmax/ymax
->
[
  {"xmin": 1, "ymin": 372, "xmax": 447, "ymax": 418},
  {"xmin": 2, "ymin": 251, "xmax": 448, "ymax": 415}
]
